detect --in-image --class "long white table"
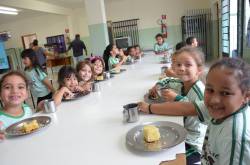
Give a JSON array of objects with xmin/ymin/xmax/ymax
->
[{"xmin": 0, "ymin": 52, "xmax": 185, "ymax": 165}]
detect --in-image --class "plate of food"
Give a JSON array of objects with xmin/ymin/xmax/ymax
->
[
  {"xmin": 110, "ymin": 68, "xmax": 127, "ymax": 74},
  {"xmin": 144, "ymin": 93, "xmax": 166, "ymax": 104},
  {"xmin": 62, "ymin": 91, "xmax": 91, "ymax": 101},
  {"xmin": 126, "ymin": 121, "xmax": 187, "ymax": 152},
  {"xmin": 5, "ymin": 116, "xmax": 51, "ymax": 137},
  {"xmin": 95, "ymin": 74, "xmax": 114, "ymax": 82}
]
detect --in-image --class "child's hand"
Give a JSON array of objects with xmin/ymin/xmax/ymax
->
[
  {"xmin": 0, "ymin": 121, "xmax": 5, "ymax": 140},
  {"xmin": 62, "ymin": 87, "xmax": 74, "ymax": 99},
  {"xmin": 161, "ymin": 89, "xmax": 178, "ymax": 102},
  {"xmin": 79, "ymin": 82, "xmax": 92, "ymax": 92},
  {"xmin": 138, "ymin": 102, "xmax": 150, "ymax": 114},
  {"xmin": 37, "ymin": 100, "xmax": 45, "ymax": 112},
  {"xmin": 74, "ymin": 86, "xmax": 84, "ymax": 93},
  {"xmin": 149, "ymin": 86, "xmax": 158, "ymax": 98}
]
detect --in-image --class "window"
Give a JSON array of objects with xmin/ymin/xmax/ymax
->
[{"xmin": 221, "ymin": 0, "xmax": 238, "ymax": 57}]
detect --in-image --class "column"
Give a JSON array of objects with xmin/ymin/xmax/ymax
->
[{"xmin": 84, "ymin": 0, "xmax": 109, "ymax": 55}]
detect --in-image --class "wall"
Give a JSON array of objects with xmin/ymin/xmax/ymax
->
[
  {"xmin": 0, "ymin": 9, "xmax": 90, "ymax": 50},
  {"xmin": 243, "ymin": 0, "xmax": 250, "ymax": 62},
  {"xmin": 0, "ymin": 14, "xmax": 69, "ymax": 49},
  {"xmin": 0, "ymin": 0, "xmax": 213, "ymax": 55},
  {"xmin": 105, "ymin": 0, "xmax": 211, "ymax": 50}
]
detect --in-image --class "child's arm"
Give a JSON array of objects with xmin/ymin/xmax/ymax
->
[
  {"xmin": 74, "ymin": 85, "xmax": 86, "ymax": 93},
  {"xmin": 113, "ymin": 56, "xmax": 127, "ymax": 68},
  {"xmin": 79, "ymin": 82, "xmax": 92, "ymax": 92},
  {"xmin": 42, "ymin": 78, "xmax": 55, "ymax": 93},
  {"xmin": 138, "ymin": 101, "xmax": 197, "ymax": 116},
  {"xmin": 53, "ymin": 87, "xmax": 74, "ymax": 106},
  {"xmin": 0, "ymin": 121, "xmax": 5, "ymax": 140}
]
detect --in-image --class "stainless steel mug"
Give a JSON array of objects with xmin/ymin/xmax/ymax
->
[
  {"xmin": 92, "ymin": 82, "xmax": 101, "ymax": 92},
  {"xmin": 104, "ymin": 72, "xmax": 110, "ymax": 79},
  {"xmin": 44, "ymin": 99, "xmax": 56, "ymax": 113},
  {"xmin": 123, "ymin": 103, "xmax": 139, "ymax": 123}
]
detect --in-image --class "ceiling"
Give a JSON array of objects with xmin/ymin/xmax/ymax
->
[
  {"xmin": 0, "ymin": 0, "xmax": 84, "ymax": 25},
  {"xmin": 0, "ymin": 0, "xmax": 120, "ymax": 25},
  {"xmin": 36, "ymin": 0, "xmax": 85, "ymax": 8},
  {"xmin": 0, "ymin": 9, "xmax": 46, "ymax": 25}
]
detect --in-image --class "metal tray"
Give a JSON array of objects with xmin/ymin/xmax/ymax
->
[
  {"xmin": 62, "ymin": 91, "xmax": 91, "ymax": 102},
  {"xmin": 5, "ymin": 116, "xmax": 51, "ymax": 137},
  {"xmin": 126, "ymin": 121, "xmax": 187, "ymax": 152},
  {"xmin": 144, "ymin": 93, "xmax": 166, "ymax": 104}
]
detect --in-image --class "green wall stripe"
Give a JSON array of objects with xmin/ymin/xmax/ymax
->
[{"xmin": 88, "ymin": 23, "xmax": 109, "ymax": 56}]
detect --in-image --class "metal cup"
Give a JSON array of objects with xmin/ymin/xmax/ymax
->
[
  {"xmin": 92, "ymin": 82, "xmax": 101, "ymax": 92},
  {"xmin": 131, "ymin": 58, "xmax": 134, "ymax": 63},
  {"xmin": 44, "ymin": 99, "xmax": 56, "ymax": 113},
  {"xmin": 123, "ymin": 103, "xmax": 139, "ymax": 123},
  {"xmin": 104, "ymin": 72, "xmax": 110, "ymax": 79}
]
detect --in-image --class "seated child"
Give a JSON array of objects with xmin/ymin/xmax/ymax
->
[
  {"xmin": 134, "ymin": 44, "xmax": 143, "ymax": 57},
  {"xmin": 107, "ymin": 44, "xmax": 126, "ymax": 72},
  {"xmin": 0, "ymin": 71, "xmax": 33, "ymax": 139},
  {"xmin": 148, "ymin": 47, "xmax": 207, "ymax": 164},
  {"xmin": 186, "ymin": 36, "xmax": 198, "ymax": 47},
  {"xmin": 21, "ymin": 49, "xmax": 54, "ymax": 109},
  {"xmin": 53, "ymin": 66, "xmax": 86, "ymax": 105},
  {"xmin": 90, "ymin": 56, "xmax": 105, "ymax": 80},
  {"xmin": 163, "ymin": 41, "xmax": 187, "ymax": 78},
  {"xmin": 126, "ymin": 46, "xmax": 137, "ymax": 61},
  {"xmin": 154, "ymin": 33, "xmax": 169, "ymax": 55},
  {"xmin": 139, "ymin": 57, "xmax": 250, "ymax": 165},
  {"xmin": 76, "ymin": 60, "xmax": 94, "ymax": 90}
]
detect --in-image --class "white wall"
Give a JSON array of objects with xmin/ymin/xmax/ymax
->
[
  {"xmin": 70, "ymin": 8, "xmax": 89, "ymax": 37},
  {"xmin": 105, "ymin": 0, "xmax": 211, "ymax": 29},
  {"xmin": 0, "ymin": 0, "xmax": 212, "ymax": 49},
  {"xmin": 0, "ymin": 8, "xmax": 90, "ymax": 49},
  {"xmin": 0, "ymin": 14, "xmax": 69, "ymax": 48}
]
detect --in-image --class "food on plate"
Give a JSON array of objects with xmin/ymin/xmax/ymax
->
[
  {"xmin": 143, "ymin": 125, "xmax": 161, "ymax": 143},
  {"xmin": 110, "ymin": 68, "xmax": 121, "ymax": 74},
  {"xmin": 144, "ymin": 139, "xmax": 162, "ymax": 151},
  {"xmin": 22, "ymin": 120, "xmax": 39, "ymax": 133}
]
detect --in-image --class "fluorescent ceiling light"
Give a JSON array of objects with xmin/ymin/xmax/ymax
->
[{"xmin": 0, "ymin": 6, "xmax": 18, "ymax": 15}]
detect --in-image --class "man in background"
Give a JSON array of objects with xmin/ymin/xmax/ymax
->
[
  {"xmin": 67, "ymin": 34, "xmax": 87, "ymax": 65},
  {"xmin": 32, "ymin": 39, "xmax": 52, "ymax": 70}
]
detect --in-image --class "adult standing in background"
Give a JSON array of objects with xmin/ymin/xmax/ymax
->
[
  {"xmin": 32, "ymin": 39, "xmax": 52, "ymax": 70},
  {"xmin": 67, "ymin": 34, "xmax": 88, "ymax": 65}
]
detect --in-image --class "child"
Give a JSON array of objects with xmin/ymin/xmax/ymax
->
[
  {"xmin": 76, "ymin": 60, "xmax": 93, "ymax": 90},
  {"xmin": 134, "ymin": 45, "xmax": 143, "ymax": 57},
  {"xmin": 21, "ymin": 49, "xmax": 54, "ymax": 107},
  {"xmin": 0, "ymin": 71, "xmax": 33, "ymax": 130},
  {"xmin": 76, "ymin": 60, "xmax": 94, "ymax": 83},
  {"xmin": 186, "ymin": 36, "xmax": 198, "ymax": 47},
  {"xmin": 163, "ymin": 41, "xmax": 187, "ymax": 78},
  {"xmin": 90, "ymin": 56, "xmax": 105, "ymax": 80},
  {"xmin": 53, "ymin": 66, "xmax": 85, "ymax": 105},
  {"xmin": 154, "ymin": 33, "xmax": 169, "ymax": 55},
  {"xmin": 139, "ymin": 58, "xmax": 250, "ymax": 165},
  {"xmin": 126, "ymin": 46, "xmax": 136, "ymax": 59},
  {"xmin": 104, "ymin": 44, "xmax": 126, "ymax": 72},
  {"xmin": 148, "ymin": 47, "xmax": 206, "ymax": 165}
]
